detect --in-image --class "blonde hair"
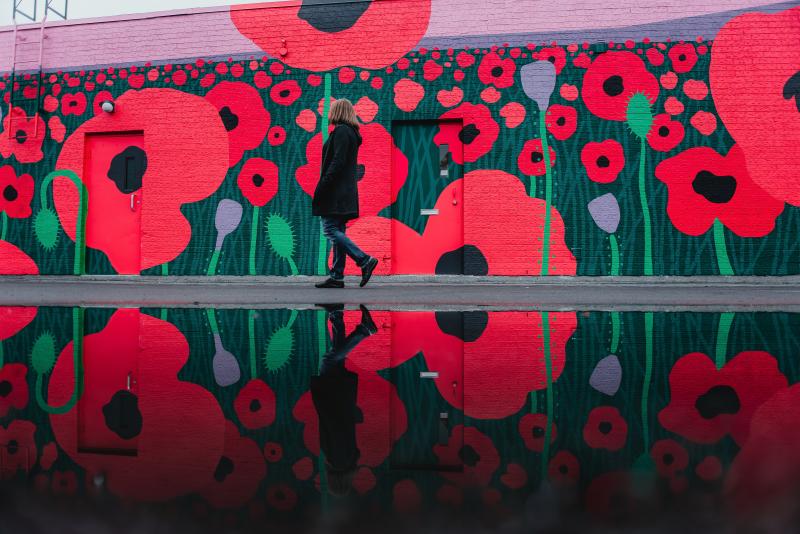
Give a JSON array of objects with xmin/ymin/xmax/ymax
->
[{"xmin": 329, "ymin": 98, "xmax": 360, "ymax": 130}]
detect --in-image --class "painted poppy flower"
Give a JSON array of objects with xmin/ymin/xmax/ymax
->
[
  {"xmin": 0, "ymin": 107, "xmax": 45, "ymax": 163},
  {"xmin": 60, "ymin": 92, "xmax": 87, "ymax": 116},
  {"xmin": 48, "ymin": 309, "xmax": 227, "ymax": 501},
  {"xmin": 477, "ymin": 52, "xmax": 516, "ymax": 89},
  {"xmin": 0, "ymin": 420, "xmax": 37, "ymax": 479},
  {"xmin": 518, "ymin": 413, "xmax": 557, "ymax": 452},
  {"xmin": 292, "ymin": 457, "xmax": 313, "ymax": 480},
  {"xmin": 518, "ymin": 138, "xmax": 556, "ymax": 176},
  {"xmin": 548, "ymin": 450, "xmax": 580, "ymax": 486},
  {"xmin": 206, "ymin": 81, "xmax": 269, "ymax": 167},
  {"xmin": 40, "ymin": 442, "xmax": 58, "ymax": 471},
  {"xmin": 647, "ymin": 113, "xmax": 684, "ymax": 152},
  {"xmin": 200, "ymin": 420, "xmax": 266, "ymax": 509},
  {"xmin": 0, "ymin": 363, "xmax": 29, "ymax": 417},
  {"xmin": 51, "ymin": 470, "xmax": 78, "ymax": 495},
  {"xmin": 233, "ymin": 379, "xmax": 276, "ymax": 430},
  {"xmin": 92, "ymin": 90, "xmax": 114, "ymax": 115},
  {"xmin": 266, "ymin": 483, "xmax": 297, "ymax": 511},
  {"xmin": 545, "ymin": 104, "xmax": 577, "ymax": 140},
  {"xmin": 583, "ymin": 406, "xmax": 628, "ymax": 451},
  {"xmin": 263, "ymin": 442, "xmax": 282, "ymax": 463},
  {"xmin": 581, "ymin": 140, "xmax": 625, "ymax": 183},
  {"xmin": 296, "ymin": 122, "xmax": 408, "ymax": 218},
  {"xmin": 650, "ymin": 439, "xmax": 688, "ymax": 478},
  {"xmin": 267, "ymin": 125, "xmax": 286, "ymax": 146},
  {"xmin": 668, "ymin": 43, "xmax": 697, "ymax": 73},
  {"xmin": 433, "ymin": 425, "xmax": 500, "ymax": 486},
  {"xmin": 237, "ymin": 158, "xmax": 279, "ymax": 208},
  {"xmin": 54, "ymin": 89, "xmax": 229, "ymax": 273},
  {"xmin": 654, "ymin": 144, "xmax": 784, "ymax": 237},
  {"xmin": 658, "ymin": 351, "xmax": 787, "ymax": 445},
  {"xmin": 585, "ymin": 471, "xmax": 634, "ymax": 521},
  {"xmin": 582, "ymin": 51, "xmax": 659, "ymax": 121},
  {"xmin": 710, "ymin": 7, "xmax": 800, "ymax": 205},
  {"xmin": 433, "ymin": 102, "xmax": 499, "ymax": 164},
  {"xmin": 270, "ymin": 80, "xmax": 302, "ymax": 106},
  {"xmin": 0, "ymin": 166, "xmax": 33, "ymax": 219},
  {"xmin": 535, "ymin": 46, "xmax": 567, "ymax": 74},
  {"xmin": 230, "ymin": 0, "xmax": 431, "ymax": 72}
]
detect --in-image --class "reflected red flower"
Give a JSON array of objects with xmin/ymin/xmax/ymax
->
[
  {"xmin": 270, "ymin": 80, "xmax": 302, "ymax": 106},
  {"xmin": 654, "ymin": 144, "xmax": 784, "ymax": 237},
  {"xmin": 234, "ymin": 379, "xmax": 276, "ymax": 429},
  {"xmin": 434, "ymin": 425, "xmax": 500, "ymax": 486},
  {"xmin": 433, "ymin": 102, "xmax": 498, "ymax": 164},
  {"xmin": 581, "ymin": 139, "xmax": 625, "ymax": 183},
  {"xmin": 0, "ymin": 107, "xmax": 45, "ymax": 163},
  {"xmin": 200, "ymin": 420, "xmax": 266, "ymax": 509},
  {"xmin": 668, "ymin": 43, "xmax": 698, "ymax": 73},
  {"xmin": 477, "ymin": 52, "xmax": 516, "ymax": 89},
  {"xmin": 500, "ymin": 462, "xmax": 527, "ymax": 489},
  {"xmin": 548, "ymin": 450, "xmax": 580, "ymax": 486},
  {"xmin": 518, "ymin": 413, "xmax": 557, "ymax": 451},
  {"xmin": 658, "ymin": 351, "xmax": 787, "ymax": 445},
  {"xmin": 263, "ymin": 441, "xmax": 283, "ymax": 463},
  {"xmin": 0, "ymin": 420, "xmax": 37, "ymax": 479},
  {"xmin": 650, "ymin": 439, "xmax": 688, "ymax": 478},
  {"xmin": 0, "ymin": 166, "xmax": 33, "ymax": 219},
  {"xmin": 582, "ymin": 51, "xmax": 659, "ymax": 121},
  {"xmin": 393, "ymin": 479, "xmax": 422, "ymax": 513},
  {"xmin": 51, "ymin": 470, "xmax": 78, "ymax": 495},
  {"xmin": 237, "ymin": 158, "xmax": 279, "ymax": 208},
  {"xmin": 647, "ymin": 113, "xmax": 684, "ymax": 152},
  {"xmin": 266, "ymin": 483, "xmax": 297, "ymax": 511},
  {"xmin": 545, "ymin": 104, "xmax": 577, "ymax": 140},
  {"xmin": 292, "ymin": 456, "xmax": 313, "ymax": 480},
  {"xmin": 586, "ymin": 471, "xmax": 634, "ymax": 520},
  {"xmin": 535, "ymin": 46, "xmax": 567, "ymax": 74},
  {"xmin": 583, "ymin": 406, "xmax": 627, "ymax": 451},
  {"xmin": 206, "ymin": 81, "xmax": 269, "ymax": 167},
  {"xmin": 696, "ymin": 455, "xmax": 722, "ymax": 481},
  {"xmin": 518, "ymin": 138, "xmax": 556, "ymax": 176},
  {"xmin": 0, "ymin": 363, "xmax": 29, "ymax": 417},
  {"xmin": 60, "ymin": 92, "xmax": 87, "ymax": 116}
]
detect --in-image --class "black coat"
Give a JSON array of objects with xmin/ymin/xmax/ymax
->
[{"xmin": 312, "ymin": 123, "xmax": 362, "ymax": 220}]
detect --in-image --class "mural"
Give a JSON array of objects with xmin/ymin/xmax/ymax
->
[
  {"xmin": 0, "ymin": 3, "xmax": 799, "ymax": 276},
  {"xmin": 2, "ymin": 305, "xmax": 800, "ymax": 529}
]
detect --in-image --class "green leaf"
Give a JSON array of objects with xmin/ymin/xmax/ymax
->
[
  {"xmin": 264, "ymin": 324, "xmax": 294, "ymax": 373},
  {"xmin": 266, "ymin": 213, "xmax": 295, "ymax": 261},
  {"xmin": 34, "ymin": 208, "xmax": 60, "ymax": 251},
  {"xmin": 31, "ymin": 332, "xmax": 57, "ymax": 374}
]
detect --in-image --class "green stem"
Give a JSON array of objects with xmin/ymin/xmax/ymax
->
[
  {"xmin": 288, "ymin": 256, "xmax": 299, "ymax": 276},
  {"xmin": 715, "ymin": 312, "xmax": 735, "ymax": 369},
  {"xmin": 1, "ymin": 211, "xmax": 7, "ymax": 241},
  {"xmin": 249, "ymin": 205, "xmax": 260, "ymax": 276},
  {"xmin": 713, "ymin": 219, "xmax": 734, "ymax": 276},
  {"xmin": 287, "ymin": 309, "xmax": 299, "ymax": 329},
  {"xmin": 41, "ymin": 170, "xmax": 87, "ymax": 275},
  {"xmin": 206, "ymin": 249, "xmax": 221, "ymax": 276},
  {"xmin": 540, "ymin": 312, "xmax": 554, "ymax": 478},
  {"xmin": 609, "ymin": 234, "xmax": 621, "ymax": 354},
  {"xmin": 160, "ymin": 263, "xmax": 169, "ymax": 320},
  {"xmin": 0, "ymin": 340, "xmax": 4, "ymax": 368},
  {"xmin": 610, "ymin": 312, "xmax": 621, "ymax": 355},
  {"xmin": 528, "ymin": 177, "xmax": 536, "ymax": 199},
  {"xmin": 248, "ymin": 309, "xmax": 257, "ymax": 379},
  {"xmin": 609, "ymin": 234, "xmax": 620, "ymax": 276},
  {"xmin": 641, "ymin": 311, "xmax": 653, "ymax": 452},
  {"xmin": 530, "ymin": 391, "xmax": 537, "ymax": 413},
  {"xmin": 637, "ymin": 138, "xmax": 653, "ymax": 276},
  {"xmin": 206, "ymin": 308, "xmax": 220, "ymax": 336},
  {"xmin": 538, "ymin": 113, "xmax": 553, "ymax": 276},
  {"xmin": 316, "ymin": 73, "xmax": 333, "ymax": 277},
  {"xmin": 36, "ymin": 307, "xmax": 84, "ymax": 414}
]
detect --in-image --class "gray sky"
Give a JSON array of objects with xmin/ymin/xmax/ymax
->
[{"xmin": 1, "ymin": 0, "xmax": 275, "ymax": 26}]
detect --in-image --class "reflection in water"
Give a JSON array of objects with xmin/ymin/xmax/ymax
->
[{"xmin": 1, "ymin": 306, "xmax": 800, "ymax": 531}]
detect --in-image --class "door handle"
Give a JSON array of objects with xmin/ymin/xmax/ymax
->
[
  {"xmin": 130, "ymin": 194, "xmax": 136, "ymax": 212},
  {"xmin": 126, "ymin": 373, "xmax": 132, "ymax": 391},
  {"xmin": 452, "ymin": 188, "xmax": 458, "ymax": 206}
]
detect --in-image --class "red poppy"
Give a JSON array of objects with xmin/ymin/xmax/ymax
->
[
  {"xmin": 0, "ymin": 363, "xmax": 29, "ymax": 417},
  {"xmin": 647, "ymin": 113, "xmax": 684, "ymax": 152},
  {"xmin": 205, "ymin": 81, "xmax": 269, "ymax": 167},
  {"xmin": 292, "ymin": 456, "xmax": 313, "ymax": 480},
  {"xmin": 0, "ymin": 420, "xmax": 37, "ymax": 479},
  {"xmin": 518, "ymin": 413, "xmax": 557, "ymax": 452},
  {"xmin": 54, "ymin": 89, "xmax": 229, "ymax": 272},
  {"xmin": 548, "ymin": 450, "xmax": 580, "ymax": 486},
  {"xmin": 266, "ymin": 483, "xmax": 297, "ymax": 511},
  {"xmin": 709, "ymin": 7, "xmax": 800, "ymax": 206},
  {"xmin": 200, "ymin": 420, "xmax": 266, "ymax": 509},
  {"xmin": 263, "ymin": 442, "xmax": 282, "ymax": 463},
  {"xmin": 92, "ymin": 90, "xmax": 114, "ymax": 115},
  {"xmin": 654, "ymin": 144, "xmax": 784, "ymax": 237},
  {"xmin": 650, "ymin": 439, "xmax": 688, "ymax": 478},
  {"xmin": 582, "ymin": 51, "xmax": 659, "ymax": 121},
  {"xmin": 231, "ymin": 0, "xmax": 431, "ymax": 72},
  {"xmin": 581, "ymin": 140, "xmax": 625, "ymax": 183},
  {"xmin": 48, "ymin": 309, "xmax": 227, "ymax": 501},
  {"xmin": 477, "ymin": 52, "xmax": 516, "ymax": 89},
  {"xmin": 0, "ymin": 107, "xmax": 45, "ymax": 163},
  {"xmin": 433, "ymin": 102, "xmax": 498, "ymax": 164},
  {"xmin": 0, "ymin": 166, "xmax": 33, "ymax": 219},
  {"xmin": 535, "ymin": 46, "xmax": 567, "ymax": 74},
  {"xmin": 518, "ymin": 138, "xmax": 556, "ymax": 176},
  {"xmin": 60, "ymin": 92, "xmax": 87, "ymax": 116},
  {"xmin": 51, "ymin": 470, "xmax": 78, "ymax": 495},
  {"xmin": 545, "ymin": 105, "xmax": 577, "ymax": 140},
  {"xmin": 270, "ymin": 80, "xmax": 302, "ymax": 106},
  {"xmin": 586, "ymin": 471, "xmax": 635, "ymax": 521},
  {"xmin": 353, "ymin": 466, "xmax": 376, "ymax": 495},
  {"xmin": 296, "ymin": 122, "xmax": 408, "ymax": 218},
  {"xmin": 233, "ymin": 379, "xmax": 276, "ymax": 430},
  {"xmin": 657, "ymin": 351, "xmax": 787, "ymax": 445},
  {"xmin": 433, "ymin": 425, "xmax": 500, "ymax": 486},
  {"xmin": 583, "ymin": 406, "xmax": 628, "ymax": 451},
  {"xmin": 267, "ymin": 125, "xmax": 286, "ymax": 146},
  {"xmin": 668, "ymin": 43, "xmax": 697, "ymax": 73},
  {"xmin": 40, "ymin": 442, "xmax": 58, "ymax": 471},
  {"xmin": 237, "ymin": 158, "xmax": 279, "ymax": 208},
  {"xmin": 0, "ymin": 307, "xmax": 37, "ymax": 341}
]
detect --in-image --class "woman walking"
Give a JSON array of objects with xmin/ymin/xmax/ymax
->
[{"xmin": 313, "ymin": 99, "xmax": 378, "ymax": 288}]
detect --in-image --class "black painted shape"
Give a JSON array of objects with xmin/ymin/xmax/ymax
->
[
  {"xmin": 252, "ymin": 174, "xmax": 264, "ymax": 187},
  {"xmin": 531, "ymin": 425, "xmax": 544, "ymax": 438},
  {"xmin": 107, "ymin": 146, "xmax": 147, "ymax": 194},
  {"xmin": 356, "ymin": 164, "xmax": 365, "ymax": 181},
  {"xmin": 491, "ymin": 66, "xmax": 503, "ymax": 77},
  {"xmin": 531, "ymin": 151, "xmax": 544, "ymax": 163},
  {"xmin": 598, "ymin": 421, "xmax": 613, "ymax": 435},
  {"xmin": 658, "ymin": 126, "xmax": 670, "ymax": 137},
  {"xmin": 0, "ymin": 380, "xmax": 11, "ymax": 397},
  {"xmin": 458, "ymin": 444, "xmax": 480, "ymax": 467},
  {"xmin": 250, "ymin": 399, "xmax": 262, "ymax": 412},
  {"xmin": 695, "ymin": 385, "xmax": 740, "ymax": 419},
  {"xmin": 2, "ymin": 185, "xmax": 17, "ymax": 202},
  {"xmin": 436, "ymin": 244, "xmax": 489, "ymax": 276},
  {"xmin": 102, "ymin": 390, "xmax": 143, "ymax": 440},
  {"xmin": 214, "ymin": 456, "xmax": 234, "ymax": 483},
  {"xmin": 298, "ymin": 0, "xmax": 370, "ymax": 33},
  {"xmin": 14, "ymin": 130, "xmax": 27, "ymax": 144},
  {"xmin": 219, "ymin": 106, "xmax": 239, "ymax": 131},
  {"xmin": 692, "ymin": 170, "xmax": 737, "ymax": 204},
  {"xmin": 458, "ymin": 123, "xmax": 480, "ymax": 144},
  {"xmin": 435, "ymin": 311, "xmax": 488, "ymax": 342},
  {"xmin": 7, "ymin": 440, "xmax": 18, "ymax": 455},
  {"xmin": 783, "ymin": 71, "xmax": 800, "ymax": 113},
  {"xmin": 663, "ymin": 453, "xmax": 675, "ymax": 466},
  {"xmin": 597, "ymin": 156, "xmax": 610, "ymax": 168},
  {"xmin": 556, "ymin": 116, "xmax": 566, "ymax": 126},
  {"xmin": 603, "ymin": 75, "xmax": 624, "ymax": 97}
]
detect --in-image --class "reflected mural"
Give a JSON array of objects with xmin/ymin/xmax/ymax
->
[{"xmin": 2, "ymin": 305, "xmax": 800, "ymax": 531}]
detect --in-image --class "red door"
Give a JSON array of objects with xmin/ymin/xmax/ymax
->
[{"xmin": 85, "ymin": 132, "xmax": 144, "ymax": 274}]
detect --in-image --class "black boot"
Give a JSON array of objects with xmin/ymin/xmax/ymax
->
[
  {"xmin": 359, "ymin": 257, "xmax": 379, "ymax": 288},
  {"xmin": 315, "ymin": 278, "xmax": 344, "ymax": 289},
  {"xmin": 359, "ymin": 304, "xmax": 378, "ymax": 335}
]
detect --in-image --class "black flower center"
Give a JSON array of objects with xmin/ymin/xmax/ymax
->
[
  {"xmin": 107, "ymin": 146, "xmax": 147, "ymax": 194},
  {"xmin": 279, "ymin": 89, "xmax": 291, "ymax": 98},
  {"xmin": 69, "ymin": 100, "xmax": 77, "ymax": 107},
  {"xmin": 14, "ymin": 130, "xmax": 27, "ymax": 144},
  {"xmin": 458, "ymin": 444, "xmax": 480, "ymax": 467},
  {"xmin": 298, "ymin": 0, "xmax": 370, "ymax": 33},
  {"xmin": 696, "ymin": 385, "xmax": 740, "ymax": 419},
  {"xmin": 532, "ymin": 425, "xmax": 545, "ymax": 439},
  {"xmin": 596, "ymin": 156, "xmax": 610, "ymax": 168},
  {"xmin": 102, "ymin": 390, "xmax": 143, "ymax": 440},
  {"xmin": 658, "ymin": 126, "xmax": 670, "ymax": 137},
  {"xmin": 556, "ymin": 117, "xmax": 566, "ymax": 126},
  {"xmin": 214, "ymin": 456, "xmax": 234, "ymax": 483},
  {"xmin": 491, "ymin": 66, "xmax": 504, "ymax": 78},
  {"xmin": 782, "ymin": 70, "xmax": 800, "ymax": 113},
  {"xmin": 598, "ymin": 421, "xmax": 613, "ymax": 435},
  {"xmin": 603, "ymin": 75, "xmax": 624, "ymax": 97},
  {"xmin": 0, "ymin": 380, "xmax": 11, "ymax": 397},
  {"xmin": 531, "ymin": 151, "xmax": 544, "ymax": 163},
  {"xmin": 547, "ymin": 56, "xmax": 556, "ymax": 64},
  {"xmin": 692, "ymin": 170, "xmax": 737, "ymax": 204},
  {"xmin": 663, "ymin": 453, "xmax": 674, "ymax": 466},
  {"xmin": 679, "ymin": 54, "xmax": 687, "ymax": 62},
  {"xmin": 250, "ymin": 399, "xmax": 262, "ymax": 412},
  {"xmin": 7, "ymin": 440, "xmax": 19, "ymax": 455},
  {"xmin": 252, "ymin": 173, "xmax": 265, "ymax": 187},
  {"xmin": 2, "ymin": 185, "xmax": 18, "ymax": 202},
  {"xmin": 458, "ymin": 123, "xmax": 480, "ymax": 145},
  {"xmin": 219, "ymin": 106, "xmax": 239, "ymax": 131},
  {"xmin": 559, "ymin": 464, "xmax": 568, "ymax": 474}
]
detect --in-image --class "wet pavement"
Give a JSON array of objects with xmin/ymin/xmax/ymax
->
[{"xmin": 2, "ymin": 304, "xmax": 800, "ymax": 533}]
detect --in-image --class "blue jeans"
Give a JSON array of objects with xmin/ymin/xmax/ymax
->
[{"xmin": 321, "ymin": 217, "xmax": 369, "ymax": 280}]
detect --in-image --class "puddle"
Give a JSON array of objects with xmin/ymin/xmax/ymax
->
[{"xmin": 1, "ymin": 306, "xmax": 799, "ymax": 532}]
